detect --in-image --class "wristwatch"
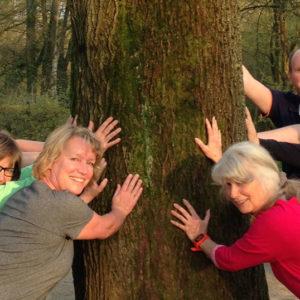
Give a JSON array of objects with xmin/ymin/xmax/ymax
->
[{"xmin": 190, "ymin": 233, "xmax": 210, "ymax": 252}]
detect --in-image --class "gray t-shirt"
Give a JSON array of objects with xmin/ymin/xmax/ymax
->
[{"xmin": 0, "ymin": 180, "xmax": 94, "ymax": 300}]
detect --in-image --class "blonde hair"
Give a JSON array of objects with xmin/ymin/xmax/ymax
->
[
  {"xmin": 0, "ymin": 131, "xmax": 21, "ymax": 180},
  {"xmin": 212, "ymin": 142, "xmax": 281, "ymax": 203},
  {"xmin": 33, "ymin": 125, "xmax": 103, "ymax": 183}
]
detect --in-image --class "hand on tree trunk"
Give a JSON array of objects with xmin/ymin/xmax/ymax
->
[{"xmin": 171, "ymin": 199, "xmax": 210, "ymax": 242}]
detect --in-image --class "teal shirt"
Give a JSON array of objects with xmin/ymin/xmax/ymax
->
[{"xmin": 0, "ymin": 165, "xmax": 35, "ymax": 211}]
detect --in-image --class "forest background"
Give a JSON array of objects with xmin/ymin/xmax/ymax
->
[
  {"xmin": 0, "ymin": 0, "xmax": 299, "ymax": 139},
  {"xmin": 0, "ymin": 1, "xmax": 299, "ymax": 299}
]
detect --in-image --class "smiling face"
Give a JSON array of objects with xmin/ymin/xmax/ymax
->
[
  {"xmin": 0, "ymin": 156, "xmax": 14, "ymax": 185},
  {"xmin": 224, "ymin": 179, "xmax": 271, "ymax": 215},
  {"xmin": 43, "ymin": 136, "xmax": 96, "ymax": 195}
]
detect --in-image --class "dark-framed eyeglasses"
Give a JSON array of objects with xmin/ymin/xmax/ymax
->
[{"xmin": 0, "ymin": 166, "xmax": 15, "ymax": 177}]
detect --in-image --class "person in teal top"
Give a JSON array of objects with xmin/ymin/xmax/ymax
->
[
  {"xmin": 0, "ymin": 116, "xmax": 122, "ymax": 210},
  {"xmin": 0, "ymin": 130, "xmax": 43, "ymax": 210},
  {"xmin": 0, "ymin": 165, "xmax": 35, "ymax": 211}
]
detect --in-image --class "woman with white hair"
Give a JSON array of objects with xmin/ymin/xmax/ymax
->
[{"xmin": 171, "ymin": 141, "xmax": 300, "ymax": 298}]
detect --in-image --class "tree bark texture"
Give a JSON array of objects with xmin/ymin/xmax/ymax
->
[{"xmin": 70, "ymin": 1, "xmax": 269, "ymax": 299}]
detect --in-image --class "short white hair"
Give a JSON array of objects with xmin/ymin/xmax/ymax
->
[{"xmin": 212, "ymin": 142, "xmax": 280, "ymax": 199}]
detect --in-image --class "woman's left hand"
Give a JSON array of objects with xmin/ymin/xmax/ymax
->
[
  {"xmin": 89, "ymin": 117, "xmax": 122, "ymax": 153},
  {"xmin": 171, "ymin": 199, "xmax": 210, "ymax": 241},
  {"xmin": 66, "ymin": 116, "xmax": 121, "ymax": 153}
]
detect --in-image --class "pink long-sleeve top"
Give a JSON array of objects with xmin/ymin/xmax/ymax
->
[{"xmin": 212, "ymin": 197, "xmax": 300, "ymax": 298}]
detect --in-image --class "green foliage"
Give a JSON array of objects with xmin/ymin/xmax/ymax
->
[{"xmin": 0, "ymin": 93, "xmax": 70, "ymax": 140}]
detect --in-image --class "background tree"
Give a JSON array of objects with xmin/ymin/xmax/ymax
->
[
  {"xmin": 26, "ymin": 0, "xmax": 38, "ymax": 95},
  {"xmin": 241, "ymin": 0, "xmax": 300, "ymax": 90},
  {"xmin": 0, "ymin": 0, "xmax": 71, "ymax": 98},
  {"xmin": 270, "ymin": 0, "xmax": 289, "ymax": 89},
  {"xmin": 70, "ymin": 1, "xmax": 269, "ymax": 299},
  {"xmin": 240, "ymin": 0, "xmax": 300, "ymax": 130}
]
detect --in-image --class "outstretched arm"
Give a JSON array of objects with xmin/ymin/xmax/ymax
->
[
  {"xmin": 15, "ymin": 140, "xmax": 44, "ymax": 166},
  {"xmin": 245, "ymin": 106, "xmax": 300, "ymax": 144},
  {"xmin": 21, "ymin": 152, "xmax": 40, "ymax": 167},
  {"xmin": 257, "ymin": 125, "xmax": 300, "ymax": 144},
  {"xmin": 195, "ymin": 117, "xmax": 222, "ymax": 163},
  {"xmin": 243, "ymin": 65, "xmax": 272, "ymax": 115},
  {"xmin": 246, "ymin": 107, "xmax": 300, "ymax": 168},
  {"xmin": 16, "ymin": 140, "xmax": 44, "ymax": 153},
  {"xmin": 76, "ymin": 174, "xmax": 143, "ymax": 240}
]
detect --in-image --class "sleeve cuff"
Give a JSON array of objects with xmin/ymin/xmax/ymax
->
[
  {"xmin": 211, "ymin": 244, "xmax": 225, "ymax": 269},
  {"xmin": 260, "ymin": 88, "xmax": 273, "ymax": 118}
]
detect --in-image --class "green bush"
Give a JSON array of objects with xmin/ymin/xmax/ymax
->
[{"xmin": 0, "ymin": 94, "xmax": 70, "ymax": 141}]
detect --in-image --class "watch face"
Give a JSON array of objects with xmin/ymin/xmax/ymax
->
[{"xmin": 195, "ymin": 234, "xmax": 204, "ymax": 242}]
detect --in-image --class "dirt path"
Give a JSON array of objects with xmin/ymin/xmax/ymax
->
[
  {"xmin": 47, "ymin": 264, "xmax": 298, "ymax": 300},
  {"xmin": 264, "ymin": 264, "xmax": 298, "ymax": 300}
]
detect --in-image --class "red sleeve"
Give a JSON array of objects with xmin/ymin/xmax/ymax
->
[{"xmin": 212, "ymin": 212, "xmax": 279, "ymax": 271}]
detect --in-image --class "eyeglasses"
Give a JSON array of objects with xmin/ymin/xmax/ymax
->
[{"xmin": 0, "ymin": 166, "xmax": 15, "ymax": 177}]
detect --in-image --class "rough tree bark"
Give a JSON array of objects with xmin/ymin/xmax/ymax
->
[{"xmin": 70, "ymin": 1, "xmax": 269, "ymax": 299}]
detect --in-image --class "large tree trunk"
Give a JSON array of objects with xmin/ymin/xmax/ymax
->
[
  {"xmin": 70, "ymin": 1, "xmax": 269, "ymax": 299},
  {"xmin": 270, "ymin": 0, "xmax": 289, "ymax": 90}
]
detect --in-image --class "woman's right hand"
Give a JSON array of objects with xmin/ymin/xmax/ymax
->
[{"xmin": 195, "ymin": 117, "xmax": 222, "ymax": 163}]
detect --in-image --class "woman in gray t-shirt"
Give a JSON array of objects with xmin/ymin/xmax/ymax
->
[{"xmin": 0, "ymin": 124, "xmax": 143, "ymax": 300}]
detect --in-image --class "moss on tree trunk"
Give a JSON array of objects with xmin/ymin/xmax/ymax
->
[{"xmin": 70, "ymin": 1, "xmax": 269, "ymax": 299}]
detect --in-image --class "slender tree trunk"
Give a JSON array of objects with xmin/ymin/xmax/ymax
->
[
  {"xmin": 270, "ymin": 0, "xmax": 289, "ymax": 89},
  {"xmin": 41, "ymin": 0, "xmax": 59, "ymax": 95},
  {"xmin": 70, "ymin": 1, "xmax": 269, "ymax": 299},
  {"xmin": 26, "ymin": 0, "xmax": 37, "ymax": 95},
  {"xmin": 57, "ymin": 0, "xmax": 71, "ymax": 96}
]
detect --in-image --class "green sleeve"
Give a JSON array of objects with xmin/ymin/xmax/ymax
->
[
  {"xmin": 0, "ymin": 175, "xmax": 35, "ymax": 211},
  {"xmin": 19, "ymin": 165, "xmax": 33, "ymax": 180}
]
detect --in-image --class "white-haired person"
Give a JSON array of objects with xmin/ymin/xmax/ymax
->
[
  {"xmin": 171, "ymin": 140, "xmax": 300, "ymax": 298},
  {"xmin": 0, "ymin": 124, "xmax": 143, "ymax": 299}
]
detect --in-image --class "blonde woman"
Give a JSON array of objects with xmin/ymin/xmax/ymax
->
[
  {"xmin": 0, "ymin": 116, "xmax": 121, "ymax": 210},
  {"xmin": 0, "ymin": 124, "xmax": 142, "ymax": 299}
]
